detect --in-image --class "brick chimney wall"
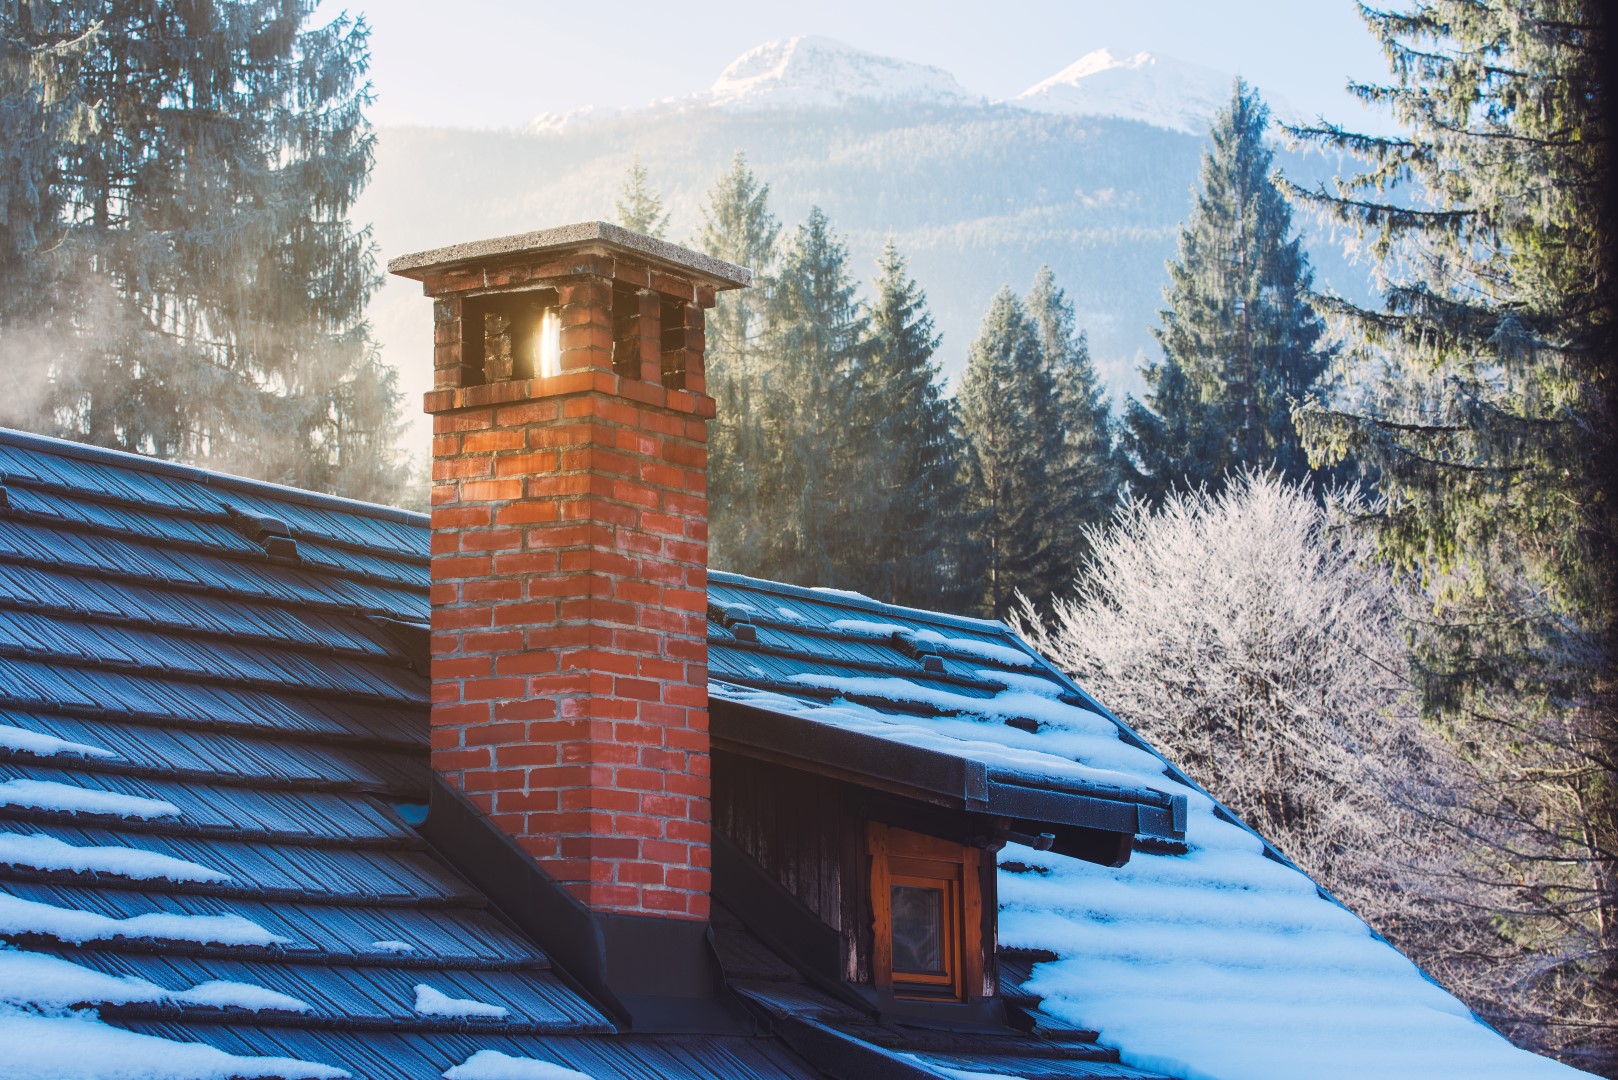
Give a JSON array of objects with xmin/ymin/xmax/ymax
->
[{"xmin": 393, "ymin": 224, "xmax": 748, "ymax": 922}]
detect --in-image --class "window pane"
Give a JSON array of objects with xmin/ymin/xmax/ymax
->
[{"xmin": 891, "ymin": 884, "xmax": 945, "ymax": 974}]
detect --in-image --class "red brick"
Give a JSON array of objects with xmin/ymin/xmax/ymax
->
[
  {"xmin": 462, "ymin": 429, "xmax": 526, "ymax": 453},
  {"xmin": 459, "ymin": 479, "xmax": 524, "ymax": 503},
  {"xmin": 434, "ymin": 747, "xmax": 492, "ymax": 773},
  {"xmin": 494, "ymin": 743, "xmax": 557, "ymax": 768},
  {"xmin": 615, "ymin": 767, "xmax": 667, "ymax": 792},
  {"xmin": 617, "ymin": 861, "xmax": 665, "ymax": 886},
  {"xmin": 665, "ymin": 868, "xmax": 711, "ymax": 893},
  {"xmin": 641, "ymin": 888, "xmax": 695, "ymax": 915}
]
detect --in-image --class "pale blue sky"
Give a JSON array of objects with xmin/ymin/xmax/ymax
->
[{"xmin": 319, "ymin": 1, "xmax": 1397, "ymax": 132}]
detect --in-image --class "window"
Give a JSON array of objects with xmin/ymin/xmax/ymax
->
[{"xmin": 867, "ymin": 821, "xmax": 983, "ymax": 1001}]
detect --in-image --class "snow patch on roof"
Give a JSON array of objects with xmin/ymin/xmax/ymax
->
[
  {"xmin": 827, "ymin": 618, "xmax": 908, "ymax": 637},
  {"xmin": 0, "ymin": 725, "xmax": 117, "ymax": 760},
  {"xmin": 0, "ymin": 891, "xmax": 287, "ymax": 947},
  {"xmin": 443, "ymin": 1049, "xmax": 595, "ymax": 1080},
  {"xmin": 414, "ymin": 983, "xmax": 508, "ymax": 1020},
  {"xmin": 808, "ymin": 585, "xmax": 876, "ymax": 601},
  {"xmin": 0, "ymin": 1005, "xmax": 346, "ymax": 1079},
  {"xmin": 717, "ymin": 678, "xmax": 1162, "ymax": 792},
  {"xmin": 971, "ymin": 669, "xmax": 1065, "ymax": 697},
  {"xmin": 825, "ymin": 621, "xmax": 1039, "ymax": 668},
  {"xmin": 176, "ymin": 979, "xmax": 311, "ymax": 1013},
  {"xmin": 0, "ymin": 779, "xmax": 180, "ymax": 819},
  {"xmin": 0, "ymin": 947, "xmax": 309, "ymax": 1013},
  {"xmin": 0, "ymin": 832, "xmax": 230, "ymax": 884},
  {"xmin": 910, "ymin": 628, "xmax": 1037, "ymax": 668}
]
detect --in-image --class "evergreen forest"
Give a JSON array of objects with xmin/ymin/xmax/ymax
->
[{"xmin": 0, "ymin": 0, "xmax": 1612, "ymax": 1072}]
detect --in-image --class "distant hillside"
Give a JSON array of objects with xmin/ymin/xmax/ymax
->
[{"xmin": 361, "ymin": 48, "xmax": 1372, "ymax": 450}]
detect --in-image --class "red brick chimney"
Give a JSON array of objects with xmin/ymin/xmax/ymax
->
[{"xmin": 389, "ymin": 223, "xmax": 750, "ymax": 925}]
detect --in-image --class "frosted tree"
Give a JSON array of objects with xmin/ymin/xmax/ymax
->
[
  {"xmin": 613, "ymin": 154, "xmax": 670, "ymax": 239},
  {"xmin": 694, "ymin": 152, "xmax": 780, "ymax": 572},
  {"xmin": 1290, "ymin": 2, "xmax": 1613, "ymax": 1064},
  {"xmin": 0, "ymin": 2, "xmax": 406, "ymax": 503},
  {"xmin": 1123, "ymin": 79, "xmax": 1327, "ymax": 503},
  {"xmin": 1014, "ymin": 474, "xmax": 1510, "ymax": 1032}
]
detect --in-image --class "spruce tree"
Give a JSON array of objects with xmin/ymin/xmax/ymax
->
[
  {"xmin": 958, "ymin": 288, "xmax": 1070, "ymax": 618},
  {"xmin": 1292, "ymin": 2, "xmax": 1613, "ymax": 1063},
  {"xmin": 845, "ymin": 240, "xmax": 982, "ymax": 612},
  {"xmin": 0, "ymin": 16, "xmax": 88, "ymax": 421},
  {"xmin": 752, "ymin": 207, "xmax": 874, "ymax": 589},
  {"xmin": 1026, "ymin": 266, "xmax": 1121, "ymax": 575},
  {"xmin": 1123, "ymin": 78, "xmax": 1327, "ymax": 504},
  {"xmin": 613, "ymin": 154, "xmax": 670, "ymax": 239},
  {"xmin": 0, "ymin": 2, "xmax": 404, "ymax": 503},
  {"xmin": 694, "ymin": 152, "xmax": 780, "ymax": 572}
]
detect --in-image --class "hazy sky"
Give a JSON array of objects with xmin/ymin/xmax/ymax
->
[{"xmin": 319, "ymin": 1, "xmax": 1397, "ymax": 132}]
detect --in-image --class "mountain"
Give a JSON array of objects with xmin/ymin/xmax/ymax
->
[
  {"xmin": 529, "ymin": 37, "xmax": 980, "ymax": 132},
  {"xmin": 706, "ymin": 36, "xmax": 982, "ymax": 111},
  {"xmin": 364, "ymin": 40, "xmax": 1366, "ymax": 453},
  {"xmin": 1014, "ymin": 49, "xmax": 1294, "ymax": 134}
]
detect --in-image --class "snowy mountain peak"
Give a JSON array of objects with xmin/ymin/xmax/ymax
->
[
  {"xmin": 1014, "ymin": 49, "xmax": 1291, "ymax": 134},
  {"xmin": 1052, "ymin": 47, "xmax": 1156, "ymax": 82},
  {"xmin": 706, "ymin": 36, "xmax": 982, "ymax": 111}
]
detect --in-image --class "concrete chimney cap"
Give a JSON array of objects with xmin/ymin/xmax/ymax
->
[{"xmin": 387, "ymin": 220, "xmax": 753, "ymax": 290}]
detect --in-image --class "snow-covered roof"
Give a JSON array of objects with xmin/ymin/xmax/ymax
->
[
  {"xmin": 704, "ymin": 573, "xmax": 1591, "ymax": 1080},
  {"xmin": 0, "ymin": 426, "xmax": 1588, "ymax": 1079},
  {"xmin": 0, "ymin": 429, "xmax": 813, "ymax": 1080}
]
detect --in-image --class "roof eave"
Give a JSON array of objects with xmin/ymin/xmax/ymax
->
[{"xmin": 710, "ymin": 692, "xmax": 1186, "ymax": 845}]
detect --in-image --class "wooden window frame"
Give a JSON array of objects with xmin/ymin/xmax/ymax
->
[{"xmin": 867, "ymin": 821, "xmax": 984, "ymax": 1001}]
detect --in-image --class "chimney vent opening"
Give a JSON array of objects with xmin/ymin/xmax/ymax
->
[
  {"xmin": 462, "ymin": 289, "xmax": 561, "ymax": 384},
  {"xmin": 660, "ymin": 296, "xmax": 694, "ymax": 390}
]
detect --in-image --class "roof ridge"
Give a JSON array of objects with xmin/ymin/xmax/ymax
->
[
  {"xmin": 0, "ymin": 427, "xmax": 427, "ymax": 528},
  {"xmin": 708, "ymin": 569, "xmax": 1016, "ymax": 635}
]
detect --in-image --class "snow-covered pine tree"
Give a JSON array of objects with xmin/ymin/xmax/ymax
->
[
  {"xmin": 1026, "ymin": 266, "xmax": 1121, "ymax": 577},
  {"xmin": 613, "ymin": 154, "xmax": 671, "ymax": 239},
  {"xmin": 843, "ymin": 240, "xmax": 983, "ymax": 612},
  {"xmin": 958, "ymin": 288, "xmax": 1071, "ymax": 618},
  {"xmin": 1291, "ymin": 2, "xmax": 1613, "ymax": 1064},
  {"xmin": 0, "ymin": 2, "xmax": 405, "ymax": 503},
  {"xmin": 751, "ymin": 207, "xmax": 875, "ymax": 590},
  {"xmin": 695, "ymin": 152, "xmax": 780, "ymax": 573},
  {"xmin": 1123, "ymin": 78, "xmax": 1327, "ymax": 504}
]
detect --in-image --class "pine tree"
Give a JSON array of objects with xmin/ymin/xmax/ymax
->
[
  {"xmin": 1123, "ymin": 78, "xmax": 1328, "ymax": 504},
  {"xmin": 844, "ymin": 239, "xmax": 982, "ymax": 612},
  {"xmin": 1292, "ymin": 2, "xmax": 1613, "ymax": 1066},
  {"xmin": 958, "ymin": 288, "xmax": 1071, "ymax": 618},
  {"xmin": 751, "ymin": 207, "xmax": 875, "ymax": 589},
  {"xmin": 0, "ymin": 14, "xmax": 92, "ymax": 423},
  {"xmin": 613, "ymin": 154, "xmax": 670, "ymax": 239},
  {"xmin": 1026, "ymin": 266, "xmax": 1121, "ymax": 575},
  {"xmin": 0, "ymin": 2, "xmax": 404, "ymax": 503},
  {"xmin": 694, "ymin": 152, "xmax": 780, "ymax": 572}
]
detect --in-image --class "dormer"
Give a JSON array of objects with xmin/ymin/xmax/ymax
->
[{"xmin": 703, "ymin": 574, "xmax": 1187, "ymax": 1025}]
